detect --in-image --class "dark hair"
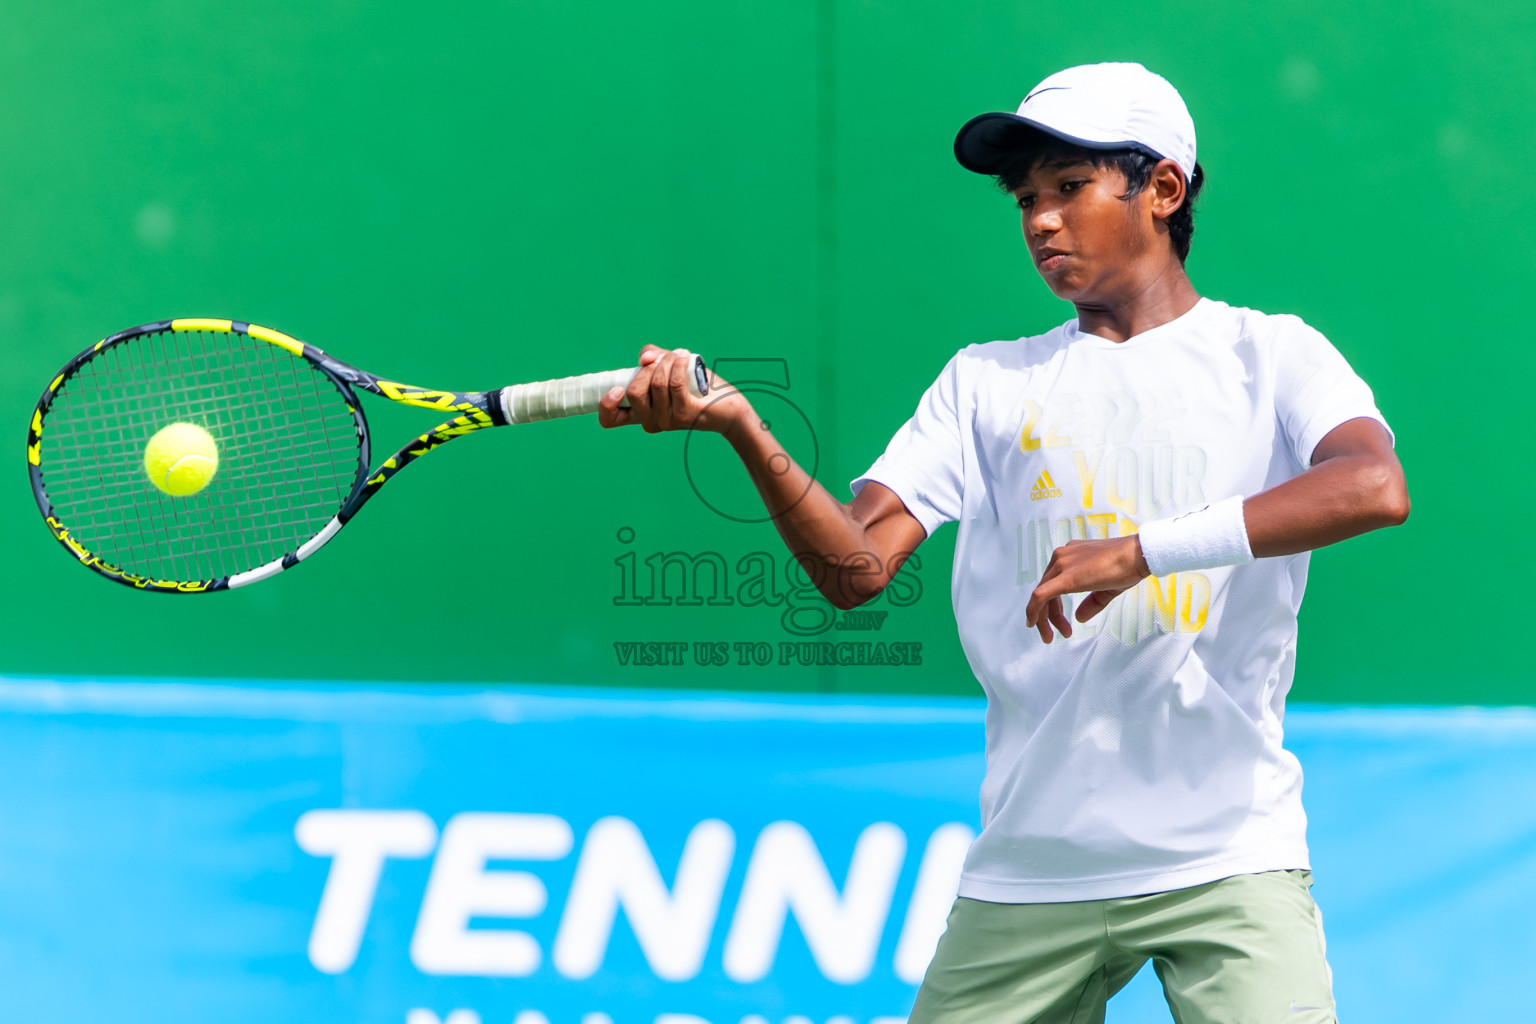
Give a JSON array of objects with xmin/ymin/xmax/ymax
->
[{"xmin": 993, "ymin": 136, "xmax": 1205, "ymax": 263}]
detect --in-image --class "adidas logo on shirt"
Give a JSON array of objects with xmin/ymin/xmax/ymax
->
[{"xmin": 1030, "ymin": 470, "xmax": 1062, "ymax": 501}]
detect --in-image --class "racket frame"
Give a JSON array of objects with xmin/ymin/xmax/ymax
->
[{"xmin": 28, "ymin": 318, "xmax": 674, "ymax": 594}]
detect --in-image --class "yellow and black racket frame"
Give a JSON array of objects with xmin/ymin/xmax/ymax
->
[{"xmin": 27, "ymin": 318, "xmax": 517, "ymax": 594}]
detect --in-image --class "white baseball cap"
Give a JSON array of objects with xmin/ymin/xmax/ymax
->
[{"xmin": 954, "ymin": 62, "xmax": 1197, "ymax": 183}]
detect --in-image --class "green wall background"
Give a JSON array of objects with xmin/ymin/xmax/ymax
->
[{"xmin": 1, "ymin": 1, "xmax": 1530, "ymax": 703}]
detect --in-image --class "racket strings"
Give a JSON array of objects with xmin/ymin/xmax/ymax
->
[
  {"xmin": 38, "ymin": 328, "xmax": 363, "ymax": 582},
  {"xmin": 47, "ymin": 333, "xmax": 353, "ymax": 581}
]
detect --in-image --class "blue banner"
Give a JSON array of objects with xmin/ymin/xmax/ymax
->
[{"xmin": 0, "ymin": 679, "xmax": 1532, "ymax": 1023}]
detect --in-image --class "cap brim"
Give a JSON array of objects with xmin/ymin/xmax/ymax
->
[{"xmin": 953, "ymin": 111, "xmax": 1162, "ymax": 175}]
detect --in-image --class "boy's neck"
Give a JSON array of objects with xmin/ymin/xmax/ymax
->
[{"xmin": 1072, "ymin": 263, "xmax": 1202, "ymax": 343}]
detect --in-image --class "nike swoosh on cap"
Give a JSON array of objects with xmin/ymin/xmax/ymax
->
[{"xmin": 1023, "ymin": 85, "xmax": 1070, "ymax": 103}]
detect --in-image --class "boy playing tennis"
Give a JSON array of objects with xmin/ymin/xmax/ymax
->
[{"xmin": 600, "ymin": 61, "xmax": 1408, "ymax": 1024}]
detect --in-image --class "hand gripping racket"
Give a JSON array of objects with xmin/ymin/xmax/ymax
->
[{"xmin": 26, "ymin": 318, "xmax": 707, "ymax": 593}]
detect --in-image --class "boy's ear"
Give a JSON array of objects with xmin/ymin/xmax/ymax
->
[{"xmin": 1149, "ymin": 159, "xmax": 1187, "ymax": 220}]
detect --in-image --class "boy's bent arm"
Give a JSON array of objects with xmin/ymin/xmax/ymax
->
[
  {"xmin": 598, "ymin": 345, "xmax": 927, "ymax": 609},
  {"xmin": 1023, "ymin": 416, "xmax": 1408, "ymax": 643}
]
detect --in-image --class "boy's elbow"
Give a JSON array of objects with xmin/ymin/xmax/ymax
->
[
  {"xmin": 1371, "ymin": 461, "xmax": 1411, "ymax": 527},
  {"xmin": 826, "ymin": 585, "xmax": 878, "ymax": 611},
  {"xmin": 823, "ymin": 566, "xmax": 891, "ymax": 609},
  {"xmin": 1385, "ymin": 485, "xmax": 1411, "ymax": 526}
]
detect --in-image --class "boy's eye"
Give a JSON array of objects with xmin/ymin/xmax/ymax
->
[
  {"xmin": 1016, "ymin": 194, "xmax": 1036, "ymax": 210},
  {"xmin": 1061, "ymin": 179, "xmax": 1086, "ymax": 193}
]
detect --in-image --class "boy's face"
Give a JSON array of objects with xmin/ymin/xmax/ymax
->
[{"xmin": 1011, "ymin": 158, "xmax": 1164, "ymax": 305}]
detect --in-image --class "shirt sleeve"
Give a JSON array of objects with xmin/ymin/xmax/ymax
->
[
  {"xmin": 849, "ymin": 352, "xmax": 966, "ymax": 538},
  {"xmin": 1272, "ymin": 316, "xmax": 1394, "ymax": 468}
]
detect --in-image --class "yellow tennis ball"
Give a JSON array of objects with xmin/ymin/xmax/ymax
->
[{"xmin": 144, "ymin": 422, "xmax": 219, "ymax": 497}]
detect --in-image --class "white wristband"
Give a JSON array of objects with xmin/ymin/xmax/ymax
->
[{"xmin": 1137, "ymin": 495, "xmax": 1255, "ymax": 577}]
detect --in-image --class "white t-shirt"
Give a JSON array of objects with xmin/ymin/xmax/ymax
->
[{"xmin": 852, "ymin": 298, "xmax": 1391, "ymax": 902}]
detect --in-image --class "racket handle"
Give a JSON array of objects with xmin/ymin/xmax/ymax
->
[{"xmin": 497, "ymin": 353, "xmax": 708, "ymax": 425}]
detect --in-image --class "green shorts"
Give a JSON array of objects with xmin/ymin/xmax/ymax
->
[{"xmin": 909, "ymin": 870, "xmax": 1336, "ymax": 1024}]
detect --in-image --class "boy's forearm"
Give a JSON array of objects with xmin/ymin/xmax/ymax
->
[
  {"xmin": 595, "ymin": 348, "xmax": 907, "ymax": 608},
  {"xmin": 1243, "ymin": 451, "xmax": 1410, "ymax": 558},
  {"xmin": 721, "ymin": 403, "xmax": 883, "ymax": 607}
]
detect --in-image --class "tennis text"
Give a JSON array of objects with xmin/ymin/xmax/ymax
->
[
  {"xmin": 406, "ymin": 1011, "xmax": 908, "ymax": 1024},
  {"xmin": 296, "ymin": 811, "xmax": 971, "ymax": 985}
]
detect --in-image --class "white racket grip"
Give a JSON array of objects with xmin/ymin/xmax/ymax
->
[{"xmin": 497, "ymin": 353, "xmax": 707, "ymax": 424}]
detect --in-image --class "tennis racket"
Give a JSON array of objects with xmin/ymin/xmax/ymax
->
[{"xmin": 26, "ymin": 318, "xmax": 707, "ymax": 593}]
